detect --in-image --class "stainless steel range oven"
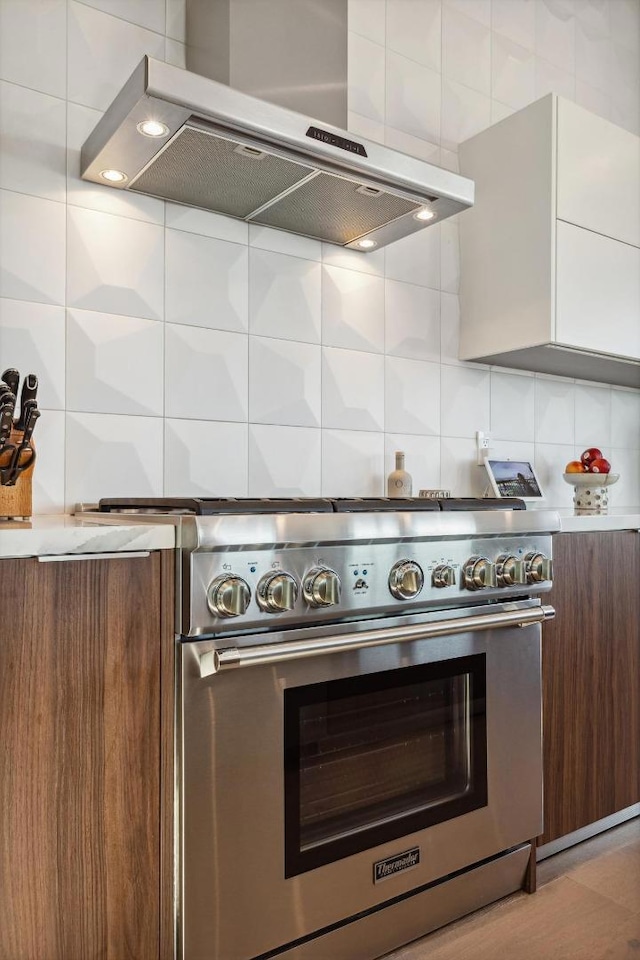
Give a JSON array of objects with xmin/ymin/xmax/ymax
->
[{"xmin": 95, "ymin": 496, "xmax": 559, "ymax": 960}]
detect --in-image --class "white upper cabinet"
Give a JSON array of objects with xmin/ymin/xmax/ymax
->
[
  {"xmin": 556, "ymin": 222, "xmax": 640, "ymax": 359},
  {"xmin": 458, "ymin": 95, "xmax": 640, "ymax": 389},
  {"xmin": 557, "ymin": 100, "xmax": 640, "ymax": 249}
]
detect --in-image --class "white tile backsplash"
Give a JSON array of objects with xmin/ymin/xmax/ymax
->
[
  {"xmin": 248, "ymin": 424, "xmax": 321, "ymax": 496},
  {"xmin": 321, "ymin": 429, "xmax": 385, "ymax": 496},
  {"xmin": 534, "ymin": 376, "xmax": 576, "ymax": 444},
  {"xmin": 385, "ymin": 227, "xmax": 441, "ymax": 290},
  {"xmin": 78, "ymin": 0, "xmax": 166, "ymax": 34},
  {"xmin": 67, "ymin": 206, "xmax": 164, "ymax": 320},
  {"xmin": 0, "ymin": 82, "xmax": 66, "ymax": 203},
  {"xmin": 67, "ymin": 1, "xmax": 165, "ymax": 110},
  {"xmin": 385, "ymin": 51, "xmax": 441, "ymax": 144},
  {"xmin": 440, "ymin": 365, "xmax": 491, "ymax": 439},
  {"xmin": 165, "ymin": 419, "xmax": 248, "ymax": 496},
  {"xmin": 610, "ymin": 0, "xmax": 640, "ymax": 53},
  {"xmin": 575, "ymin": 17, "xmax": 611, "ymax": 92},
  {"xmin": 65, "ymin": 411, "xmax": 163, "ymax": 509},
  {"xmin": 166, "ymin": 0, "xmax": 186, "ymax": 43},
  {"xmin": 322, "ymin": 347, "xmax": 385, "ymax": 432},
  {"xmin": 574, "ymin": 383, "xmax": 611, "ymax": 449},
  {"xmin": 0, "ymin": 190, "xmax": 66, "ymax": 306},
  {"xmin": 534, "ymin": 54, "xmax": 576, "ymax": 99},
  {"xmin": 385, "ymin": 357, "xmax": 441, "ymax": 436},
  {"xmin": 491, "ymin": 34, "xmax": 536, "ymax": 109},
  {"xmin": 249, "ymin": 224, "xmax": 322, "ymax": 263},
  {"xmin": 611, "ymin": 389, "xmax": 640, "ymax": 448},
  {"xmin": 385, "ymin": 281, "xmax": 441, "ymax": 363},
  {"xmin": 348, "ymin": 0, "xmax": 386, "ymax": 46},
  {"xmin": 249, "ymin": 337, "xmax": 321, "ymax": 428},
  {"xmin": 440, "ymin": 436, "xmax": 488, "ymax": 497},
  {"xmin": 0, "ymin": 298, "xmax": 65, "ymax": 409},
  {"xmin": 250, "ymin": 249, "xmax": 321, "ymax": 343},
  {"xmin": 493, "ymin": 0, "xmax": 536, "ymax": 50},
  {"xmin": 491, "ymin": 371, "xmax": 536, "ymax": 443},
  {"xmin": 534, "ymin": 441, "xmax": 576, "ymax": 507},
  {"xmin": 443, "ymin": 5, "xmax": 492, "ymax": 95},
  {"xmin": 322, "ymin": 266, "xmax": 385, "ymax": 353},
  {"xmin": 0, "ymin": 0, "xmax": 638, "ymax": 511},
  {"xmin": 441, "ymin": 77, "xmax": 493, "ymax": 150},
  {"xmin": 535, "ymin": 0, "xmax": 576, "ymax": 72},
  {"xmin": 445, "ymin": 0, "xmax": 492, "ymax": 28},
  {"xmin": 607, "ymin": 447, "xmax": 640, "ymax": 506},
  {"xmin": 386, "ymin": 0, "xmax": 442, "ymax": 72},
  {"xmin": 166, "ymin": 230, "xmax": 248, "ymax": 333},
  {"xmin": 32, "ymin": 409, "xmax": 65, "ymax": 514},
  {"xmin": 66, "ymin": 309, "xmax": 164, "ymax": 416},
  {"xmin": 165, "ymin": 325, "xmax": 248, "ymax": 422},
  {"xmin": 574, "ymin": 77, "xmax": 611, "ymax": 118},
  {"xmin": 165, "ymin": 202, "xmax": 248, "ymax": 244},
  {"xmin": 0, "ymin": 0, "xmax": 67, "ymax": 98},
  {"xmin": 348, "ymin": 31, "xmax": 385, "ymax": 122}
]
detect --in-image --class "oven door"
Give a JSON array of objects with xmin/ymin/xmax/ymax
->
[{"xmin": 179, "ymin": 600, "xmax": 549, "ymax": 960}]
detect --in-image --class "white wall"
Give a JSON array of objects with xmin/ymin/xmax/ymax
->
[{"xmin": 0, "ymin": 0, "xmax": 639, "ymax": 512}]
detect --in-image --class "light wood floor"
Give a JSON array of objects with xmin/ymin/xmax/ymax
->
[{"xmin": 386, "ymin": 818, "xmax": 640, "ymax": 960}]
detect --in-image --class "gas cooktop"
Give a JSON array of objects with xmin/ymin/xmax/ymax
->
[
  {"xmin": 81, "ymin": 495, "xmax": 560, "ymax": 638},
  {"xmin": 97, "ymin": 496, "xmax": 526, "ymax": 515}
]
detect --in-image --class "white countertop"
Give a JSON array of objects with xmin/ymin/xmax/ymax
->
[
  {"xmin": 553, "ymin": 509, "xmax": 640, "ymax": 532},
  {"xmin": 0, "ymin": 515, "xmax": 175, "ymax": 559},
  {"xmin": 1, "ymin": 509, "xmax": 638, "ymax": 559}
]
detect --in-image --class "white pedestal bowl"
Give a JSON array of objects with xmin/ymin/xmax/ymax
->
[{"xmin": 563, "ymin": 472, "xmax": 619, "ymax": 514}]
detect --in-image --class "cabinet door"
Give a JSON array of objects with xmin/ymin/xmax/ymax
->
[
  {"xmin": 556, "ymin": 221, "xmax": 640, "ymax": 360},
  {"xmin": 539, "ymin": 532, "xmax": 640, "ymax": 846},
  {"xmin": 0, "ymin": 554, "xmax": 167, "ymax": 960},
  {"xmin": 557, "ymin": 98, "xmax": 640, "ymax": 248}
]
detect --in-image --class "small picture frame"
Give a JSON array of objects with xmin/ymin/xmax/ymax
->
[{"xmin": 484, "ymin": 459, "xmax": 545, "ymax": 502}]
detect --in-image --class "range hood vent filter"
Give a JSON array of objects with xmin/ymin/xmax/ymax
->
[
  {"xmin": 252, "ymin": 171, "xmax": 420, "ymax": 245},
  {"xmin": 131, "ymin": 123, "xmax": 315, "ymax": 219},
  {"xmin": 80, "ymin": 57, "xmax": 475, "ymax": 250}
]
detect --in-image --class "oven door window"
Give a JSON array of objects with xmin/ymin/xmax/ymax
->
[{"xmin": 284, "ymin": 654, "xmax": 487, "ymax": 877}]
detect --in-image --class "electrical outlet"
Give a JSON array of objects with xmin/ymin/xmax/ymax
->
[{"xmin": 476, "ymin": 431, "xmax": 491, "ymax": 465}]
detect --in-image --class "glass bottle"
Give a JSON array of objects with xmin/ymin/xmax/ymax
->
[{"xmin": 387, "ymin": 451, "xmax": 412, "ymax": 498}]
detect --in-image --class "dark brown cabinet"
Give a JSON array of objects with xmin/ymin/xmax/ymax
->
[
  {"xmin": 539, "ymin": 531, "xmax": 640, "ymax": 847},
  {"xmin": 0, "ymin": 551, "xmax": 175, "ymax": 960}
]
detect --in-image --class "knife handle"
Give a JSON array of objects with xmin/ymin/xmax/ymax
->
[
  {"xmin": 0, "ymin": 393, "xmax": 16, "ymax": 453},
  {"xmin": 1, "ymin": 368, "xmax": 19, "ymax": 395},
  {"xmin": 21, "ymin": 406, "xmax": 40, "ymax": 446},
  {"xmin": 4, "ymin": 409, "xmax": 39, "ymax": 485},
  {"xmin": 15, "ymin": 373, "xmax": 38, "ymax": 431}
]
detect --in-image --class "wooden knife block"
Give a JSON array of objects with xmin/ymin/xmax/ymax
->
[{"xmin": 0, "ymin": 429, "xmax": 35, "ymax": 519}]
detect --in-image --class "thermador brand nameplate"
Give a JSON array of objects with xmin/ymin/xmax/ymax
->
[{"xmin": 373, "ymin": 847, "xmax": 420, "ymax": 883}]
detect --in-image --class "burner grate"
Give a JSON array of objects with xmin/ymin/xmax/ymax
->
[{"xmin": 97, "ymin": 496, "xmax": 526, "ymax": 515}]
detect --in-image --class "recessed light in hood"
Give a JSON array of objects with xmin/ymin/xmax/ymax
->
[{"xmin": 81, "ymin": 57, "xmax": 474, "ymax": 251}]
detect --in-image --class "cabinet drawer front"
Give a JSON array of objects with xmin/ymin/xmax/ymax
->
[
  {"xmin": 556, "ymin": 221, "xmax": 640, "ymax": 360},
  {"xmin": 557, "ymin": 99, "xmax": 640, "ymax": 248}
]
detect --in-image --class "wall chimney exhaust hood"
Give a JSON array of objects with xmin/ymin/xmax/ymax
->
[{"xmin": 80, "ymin": 54, "xmax": 474, "ymax": 251}]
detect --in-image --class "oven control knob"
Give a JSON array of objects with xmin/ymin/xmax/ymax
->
[
  {"xmin": 496, "ymin": 554, "xmax": 526, "ymax": 587},
  {"xmin": 463, "ymin": 556, "xmax": 497, "ymax": 590},
  {"xmin": 432, "ymin": 564, "xmax": 456, "ymax": 588},
  {"xmin": 389, "ymin": 561, "xmax": 424, "ymax": 600},
  {"xmin": 303, "ymin": 567, "xmax": 341, "ymax": 608},
  {"xmin": 257, "ymin": 572, "xmax": 299, "ymax": 613},
  {"xmin": 525, "ymin": 552, "xmax": 553, "ymax": 584},
  {"xmin": 207, "ymin": 575, "xmax": 251, "ymax": 618}
]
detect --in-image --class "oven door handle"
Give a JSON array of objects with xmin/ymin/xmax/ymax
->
[{"xmin": 199, "ymin": 604, "xmax": 555, "ymax": 677}]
